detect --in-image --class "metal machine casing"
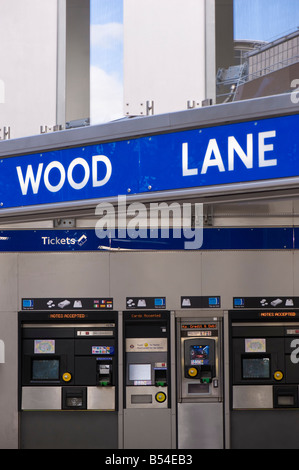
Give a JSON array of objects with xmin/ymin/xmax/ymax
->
[
  {"xmin": 122, "ymin": 311, "xmax": 175, "ymax": 449},
  {"xmin": 176, "ymin": 312, "xmax": 224, "ymax": 449},
  {"xmin": 229, "ymin": 310, "xmax": 299, "ymax": 449},
  {"xmin": 18, "ymin": 310, "xmax": 118, "ymax": 449}
]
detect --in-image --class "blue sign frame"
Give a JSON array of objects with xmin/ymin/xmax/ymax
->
[
  {"xmin": 1, "ymin": 113, "xmax": 298, "ymax": 210},
  {"xmin": 0, "ymin": 228, "xmax": 294, "ymax": 252}
]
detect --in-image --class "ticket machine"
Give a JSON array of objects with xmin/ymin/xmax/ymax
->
[
  {"xmin": 229, "ymin": 310, "xmax": 299, "ymax": 449},
  {"xmin": 123, "ymin": 311, "xmax": 174, "ymax": 448},
  {"xmin": 19, "ymin": 310, "xmax": 118, "ymax": 449},
  {"xmin": 176, "ymin": 313, "xmax": 224, "ymax": 449}
]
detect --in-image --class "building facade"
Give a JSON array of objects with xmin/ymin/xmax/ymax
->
[
  {"xmin": 0, "ymin": 0, "xmax": 90, "ymax": 140},
  {"xmin": 0, "ymin": 0, "xmax": 299, "ymax": 451}
]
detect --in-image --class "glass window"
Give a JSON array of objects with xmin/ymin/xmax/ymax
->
[
  {"xmin": 234, "ymin": 0, "xmax": 299, "ymax": 42},
  {"xmin": 90, "ymin": 0, "xmax": 124, "ymax": 124},
  {"xmin": 231, "ymin": 0, "xmax": 299, "ymax": 101}
]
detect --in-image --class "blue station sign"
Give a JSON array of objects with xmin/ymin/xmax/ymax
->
[
  {"xmin": 1, "ymin": 113, "xmax": 298, "ymax": 210},
  {"xmin": 0, "ymin": 227, "xmax": 295, "ymax": 251}
]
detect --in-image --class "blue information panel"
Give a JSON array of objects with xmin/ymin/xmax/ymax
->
[
  {"xmin": 1, "ymin": 114, "xmax": 298, "ymax": 210},
  {"xmin": 0, "ymin": 228, "xmax": 293, "ymax": 252}
]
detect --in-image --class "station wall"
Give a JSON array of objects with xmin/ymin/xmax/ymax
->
[{"xmin": 0, "ymin": 248, "xmax": 296, "ymax": 448}]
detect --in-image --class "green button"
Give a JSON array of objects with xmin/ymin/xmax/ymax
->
[{"xmin": 201, "ymin": 378, "xmax": 211, "ymax": 384}]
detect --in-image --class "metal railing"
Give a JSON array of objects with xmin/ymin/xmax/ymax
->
[
  {"xmin": 239, "ymin": 55, "xmax": 299, "ymax": 85},
  {"xmin": 216, "ymin": 54, "xmax": 299, "ymax": 102}
]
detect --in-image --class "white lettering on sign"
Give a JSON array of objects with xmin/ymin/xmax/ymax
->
[
  {"xmin": 41, "ymin": 236, "xmax": 76, "ymax": 245},
  {"xmin": 201, "ymin": 139, "xmax": 225, "ymax": 174},
  {"xmin": 44, "ymin": 161, "xmax": 65, "ymax": 192},
  {"xmin": 182, "ymin": 142, "xmax": 198, "ymax": 176},
  {"xmin": 182, "ymin": 131, "xmax": 277, "ymax": 175},
  {"xmin": 16, "ymin": 164, "xmax": 43, "ymax": 195},
  {"xmin": 67, "ymin": 158, "xmax": 90, "ymax": 190},
  {"xmin": 16, "ymin": 155, "xmax": 112, "ymax": 195},
  {"xmin": 228, "ymin": 134, "xmax": 253, "ymax": 171},
  {"xmin": 92, "ymin": 155, "xmax": 112, "ymax": 187},
  {"xmin": 258, "ymin": 131, "xmax": 277, "ymax": 167}
]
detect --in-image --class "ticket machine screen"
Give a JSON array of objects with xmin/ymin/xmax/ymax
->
[
  {"xmin": 129, "ymin": 364, "xmax": 151, "ymax": 382},
  {"xmin": 190, "ymin": 345, "xmax": 210, "ymax": 366},
  {"xmin": 32, "ymin": 358, "xmax": 60, "ymax": 381},
  {"xmin": 242, "ymin": 355, "xmax": 271, "ymax": 380}
]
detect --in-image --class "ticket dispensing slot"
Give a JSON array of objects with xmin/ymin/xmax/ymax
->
[
  {"xmin": 62, "ymin": 387, "xmax": 87, "ymax": 409},
  {"xmin": 273, "ymin": 385, "xmax": 299, "ymax": 408}
]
